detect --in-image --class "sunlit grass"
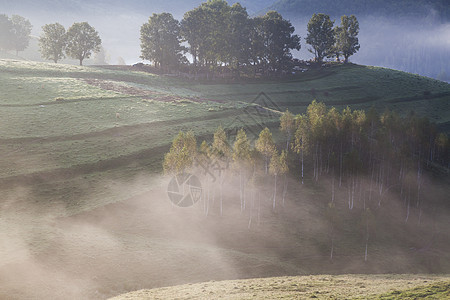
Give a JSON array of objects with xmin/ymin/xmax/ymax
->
[{"xmin": 108, "ymin": 274, "xmax": 450, "ymax": 300}]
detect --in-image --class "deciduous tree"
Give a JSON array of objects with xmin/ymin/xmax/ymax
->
[
  {"xmin": 232, "ymin": 128, "xmax": 252, "ymax": 211},
  {"xmin": 163, "ymin": 131, "xmax": 197, "ymax": 175},
  {"xmin": 335, "ymin": 15, "xmax": 360, "ymax": 63},
  {"xmin": 10, "ymin": 15, "xmax": 32, "ymax": 56},
  {"xmin": 0, "ymin": 14, "xmax": 13, "ymax": 51},
  {"xmin": 256, "ymin": 127, "xmax": 276, "ymax": 174},
  {"xmin": 306, "ymin": 13, "xmax": 335, "ymax": 63},
  {"xmin": 66, "ymin": 22, "xmax": 101, "ymax": 66},
  {"xmin": 140, "ymin": 13, "xmax": 185, "ymax": 72},
  {"xmin": 39, "ymin": 23, "xmax": 67, "ymax": 63}
]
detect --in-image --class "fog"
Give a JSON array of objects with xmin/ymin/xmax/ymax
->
[{"xmin": 0, "ymin": 159, "xmax": 448, "ymax": 298}]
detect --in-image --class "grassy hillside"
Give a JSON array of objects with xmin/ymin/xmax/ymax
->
[
  {"xmin": 0, "ymin": 59, "xmax": 449, "ymax": 299},
  {"xmin": 109, "ymin": 275, "xmax": 450, "ymax": 299}
]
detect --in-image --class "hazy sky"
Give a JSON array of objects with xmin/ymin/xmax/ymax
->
[{"xmin": 2, "ymin": 0, "xmax": 449, "ymax": 78}]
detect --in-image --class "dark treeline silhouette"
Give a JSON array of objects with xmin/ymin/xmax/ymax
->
[{"xmin": 139, "ymin": 0, "xmax": 360, "ymax": 78}]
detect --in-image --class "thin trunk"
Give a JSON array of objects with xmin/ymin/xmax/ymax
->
[
  {"xmin": 369, "ymin": 163, "xmax": 374, "ymax": 204},
  {"xmin": 348, "ymin": 179, "xmax": 352, "ymax": 209},
  {"xmin": 257, "ymin": 191, "xmax": 261, "ymax": 226},
  {"xmin": 282, "ymin": 174, "xmax": 287, "ymax": 207},
  {"xmin": 416, "ymin": 159, "xmax": 421, "ymax": 208},
  {"xmin": 330, "ymin": 224, "xmax": 334, "ymax": 260},
  {"xmin": 405, "ymin": 185, "xmax": 411, "ymax": 223},
  {"xmin": 240, "ymin": 170, "xmax": 243, "ymax": 212},
  {"xmin": 220, "ymin": 178, "xmax": 223, "ymax": 216},
  {"xmin": 339, "ymin": 142, "xmax": 343, "ymax": 187},
  {"xmin": 331, "ymin": 175, "xmax": 335, "ymax": 203},
  {"xmin": 273, "ymin": 174, "xmax": 277, "ymax": 210},
  {"xmin": 351, "ymin": 176, "xmax": 355, "ymax": 210},
  {"xmin": 248, "ymin": 189, "xmax": 254, "ymax": 229},
  {"xmin": 301, "ymin": 149, "xmax": 304, "ymax": 184},
  {"xmin": 364, "ymin": 218, "xmax": 369, "ymax": 262}
]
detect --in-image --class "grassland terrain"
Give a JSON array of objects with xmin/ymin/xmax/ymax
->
[
  {"xmin": 110, "ymin": 274, "xmax": 450, "ymax": 299},
  {"xmin": 0, "ymin": 59, "xmax": 449, "ymax": 299}
]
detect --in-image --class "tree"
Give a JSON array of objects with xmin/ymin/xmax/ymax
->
[
  {"xmin": 280, "ymin": 109, "xmax": 295, "ymax": 151},
  {"xmin": 140, "ymin": 13, "xmax": 185, "ymax": 72},
  {"xmin": 279, "ymin": 150, "xmax": 289, "ymax": 206},
  {"xmin": 269, "ymin": 150, "xmax": 288, "ymax": 209},
  {"xmin": 255, "ymin": 127, "xmax": 276, "ymax": 174},
  {"xmin": 66, "ymin": 22, "xmax": 101, "ymax": 66},
  {"xmin": 306, "ymin": 13, "xmax": 335, "ymax": 63},
  {"xmin": 232, "ymin": 128, "xmax": 252, "ymax": 211},
  {"xmin": 293, "ymin": 114, "xmax": 309, "ymax": 184},
  {"xmin": 211, "ymin": 126, "xmax": 232, "ymax": 216},
  {"xmin": 335, "ymin": 15, "xmax": 360, "ymax": 63},
  {"xmin": 0, "ymin": 14, "xmax": 13, "ymax": 51},
  {"xmin": 163, "ymin": 131, "xmax": 197, "ymax": 175},
  {"xmin": 10, "ymin": 15, "xmax": 32, "ymax": 56},
  {"xmin": 248, "ymin": 16, "xmax": 265, "ymax": 77},
  {"xmin": 258, "ymin": 11, "xmax": 301, "ymax": 75},
  {"xmin": 269, "ymin": 150, "xmax": 281, "ymax": 210},
  {"xmin": 182, "ymin": 0, "xmax": 231, "ymax": 73},
  {"xmin": 39, "ymin": 23, "xmax": 67, "ymax": 63},
  {"xmin": 181, "ymin": 6, "xmax": 206, "ymax": 69},
  {"xmin": 228, "ymin": 3, "xmax": 251, "ymax": 77}
]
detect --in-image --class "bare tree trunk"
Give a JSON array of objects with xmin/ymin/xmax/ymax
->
[
  {"xmin": 301, "ymin": 149, "xmax": 304, "ymax": 184},
  {"xmin": 331, "ymin": 175, "xmax": 335, "ymax": 203},
  {"xmin": 364, "ymin": 218, "xmax": 369, "ymax": 262},
  {"xmin": 273, "ymin": 174, "xmax": 277, "ymax": 210},
  {"xmin": 248, "ymin": 189, "xmax": 254, "ymax": 229},
  {"xmin": 240, "ymin": 170, "xmax": 243, "ymax": 212},
  {"xmin": 257, "ymin": 191, "xmax": 261, "ymax": 226},
  {"xmin": 282, "ymin": 174, "xmax": 287, "ymax": 207},
  {"xmin": 405, "ymin": 187, "xmax": 411, "ymax": 223},
  {"xmin": 339, "ymin": 142, "xmax": 343, "ymax": 187}
]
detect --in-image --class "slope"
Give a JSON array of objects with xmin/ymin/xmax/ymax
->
[
  {"xmin": 109, "ymin": 275, "xmax": 450, "ymax": 299},
  {"xmin": 0, "ymin": 59, "xmax": 449, "ymax": 299}
]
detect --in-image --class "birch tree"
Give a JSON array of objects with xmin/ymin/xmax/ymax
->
[
  {"xmin": 232, "ymin": 129, "xmax": 252, "ymax": 211},
  {"xmin": 255, "ymin": 127, "xmax": 276, "ymax": 174}
]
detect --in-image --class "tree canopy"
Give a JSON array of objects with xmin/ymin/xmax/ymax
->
[
  {"xmin": 334, "ymin": 15, "xmax": 360, "ymax": 63},
  {"xmin": 0, "ymin": 14, "xmax": 13, "ymax": 51},
  {"xmin": 140, "ymin": 13, "xmax": 186, "ymax": 71},
  {"xmin": 39, "ymin": 23, "xmax": 67, "ymax": 63},
  {"xmin": 66, "ymin": 22, "xmax": 101, "ymax": 66},
  {"xmin": 0, "ymin": 14, "xmax": 32, "ymax": 55},
  {"xmin": 306, "ymin": 13, "xmax": 335, "ymax": 63}
]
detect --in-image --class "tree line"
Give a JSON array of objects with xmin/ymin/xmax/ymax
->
[
  {"xmin": 164, "ymin": 101, "xmax": 449, "ymax": 218},
  {"xmin": 139, "ymin": 0, "xmax": 360, "ymax": 77},
  {"xmin": 0, "ymin": 14, "xmax": 102, "ymax": 66},
  {"xmin": 39, "ymin": 22, "xmax": 101, "ymax": 65},
  {"xmin": 163, "ymin": 102, "xmax": 449, "ymax": 259}
]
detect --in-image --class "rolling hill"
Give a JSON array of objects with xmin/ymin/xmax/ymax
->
[
  {"xmin": 0, "ymin": 59, "xmax": 449, "ymax": 299},
  {"xmin": 269, "ymin": 0, "xmax": 450, "ymax": 21},
  {"xmin": 110, "ymin": 275, "xmax": 450, "ymax": 299}
]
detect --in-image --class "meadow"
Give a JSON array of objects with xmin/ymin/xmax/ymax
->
[{"xmin": 0, "ymin": 59, "xmax": 449, "ymax": 299}]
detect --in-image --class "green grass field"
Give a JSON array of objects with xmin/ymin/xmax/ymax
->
[{"xmin": 0, "ymin": 59, "xmax": 449, "ymax": 299}]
